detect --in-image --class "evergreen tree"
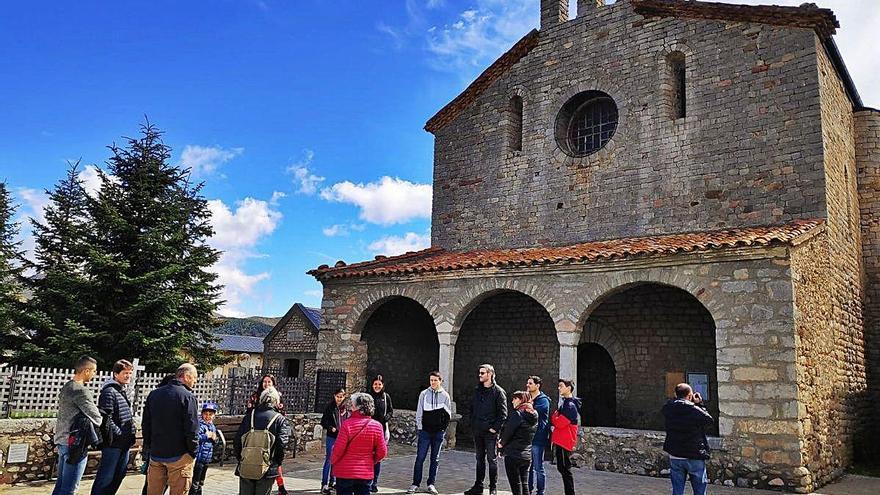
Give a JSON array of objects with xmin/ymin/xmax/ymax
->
[
  {"xmin": 22, "ymin": 161, "xmax": 96, "ymax": 365},
  {"xmin": 85, "ymin": 123, "xmax": 225, "ymax": 371},
  {"xmin": 0, "ymin": 182, "xmax": 37, "ymax": 359}
]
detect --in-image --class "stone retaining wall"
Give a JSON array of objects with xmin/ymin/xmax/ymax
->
[
  {"xmin": 573, "ymin": 427, "xmax": 810, "ymax": 492},
  {"xmin": 388, "ymin": 409, "xmax": 459, "ymax": 449}
]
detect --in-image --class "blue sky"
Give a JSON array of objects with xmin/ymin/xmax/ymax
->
[{"xmin": 1, "ymin": 1, "xmax": 877, "ymax": 317}]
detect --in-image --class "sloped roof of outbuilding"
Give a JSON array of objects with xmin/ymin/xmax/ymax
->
[
  {"xmin": 424, "ymin": 1, "xmax": 852, "ymax": 134},
  {"xmin": 215, "ymin": 334, "xmax": 265, "ymax": 354},
  {"xmin": 309, "ymin": 219, "xmax": 824, "ymax": 281},
  {"xmin": 263, "ymin": 302, "xmax": 323, "ymax": 344}
]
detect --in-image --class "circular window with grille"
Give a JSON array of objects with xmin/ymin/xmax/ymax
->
[{"xmin": 555, "ymin": 91, "xmax": 618, "ymax": 157}]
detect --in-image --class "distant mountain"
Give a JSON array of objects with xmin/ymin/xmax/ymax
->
[{"xmin": 212, "ymin": 316, "xmax": 280, "ymax": 337}]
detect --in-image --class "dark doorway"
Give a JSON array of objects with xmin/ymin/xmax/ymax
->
[
  {"xmin": 577, "ymin": 343, "xmax": 616, "ymax": 426},
  {"xmin": 361, "ymin": 297, "xmax": 439, "ymax": 410}
]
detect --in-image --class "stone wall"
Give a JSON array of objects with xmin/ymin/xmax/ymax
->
[
  {"xmin": 362, "ymin": 298, "xmax": 439, "ymax": 410},
  {"xmin": 0, "ymin": 419, "xmax": 56, "ymax": 484},
  {"xmin": 452, "ymin": 291, "xmax": 559, "ymax": 441},
  {"xmin": 388, "ymin": 409, "xmax": 459, "ymax": 450},
  {"xmin": 316, "ymin": 249, "xmax": 814, "ymax": 489},
  {"xmin": 572, "ymin": 427, "xmax": 809, "ymax": 490},
  {"xmin": 431, "ymin": 1, "xmax": 825, "ymax": 251},
  {"xmin": 264, "ymin": 310, "xmax": 319, "ymax": 382},
  {"xmin": 783, "ymin": 39, "xmax": 867, "ymax": 490},
  {"xmin": 855, "ymin": 107, "xmax": 880, "ymax": 460},
  {"xmin": 582, "ymin": 284, "xmax": 718, "ymax": 431}
]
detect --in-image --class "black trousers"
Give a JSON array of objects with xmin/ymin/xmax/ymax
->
[
  {"xmin": 188, "ymin": 462, "xmax": 208, "ymax": 495},
  {"xmin": 555, "ymin": 447, "xmax": 575, "ymax": 495},
  {"xmin": 473, "ymin": 431, "xmax": 499, "ymax": 488},
  {"xmin": 504, "ymin": 456, "xmax": 530, "ymax": 495}
]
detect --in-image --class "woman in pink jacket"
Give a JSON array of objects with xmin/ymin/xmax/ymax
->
[{"xmin": 330, "ymin": 392, "xmax": 388, "ymax": 495}]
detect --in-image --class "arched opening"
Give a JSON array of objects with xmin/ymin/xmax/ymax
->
[
  {"xmin": 577, "ymin": 343, "xmax": 616, "ymax": 426},
  {"xmin": 579, "ymin": 283, "xmax": 718, "ymax": 433},
  {"xmin": 361, "ymin": 297, "xmax": 439, "ymax": 410},
  {"xmin": 453, "ymin": 290, "xmax": 559, "ymax": 445}
]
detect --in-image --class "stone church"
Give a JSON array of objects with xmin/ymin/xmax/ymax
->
[{"xmin": 309, "ymin": 0, "xmax": 879, "ymax": 491}]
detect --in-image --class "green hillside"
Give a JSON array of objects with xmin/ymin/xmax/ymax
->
[{"xmin": 212, "ymin": 316, "xmax": 279, "ymax": 337}]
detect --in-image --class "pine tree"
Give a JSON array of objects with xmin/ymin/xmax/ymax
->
[
  {"xmin": 21, "ymin": 161, "xmax": 97, "ymax": 366},
  {"xmin": 0, "ymin": 182, "xmax": 34, "ymax": 359},
  {"xmin": 85, "ymin": 123, "xmax": 225, "ymax": 371}
]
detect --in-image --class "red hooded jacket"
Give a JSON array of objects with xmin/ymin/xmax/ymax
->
[
  {"xmin": 330, "ymin": 411, "xmax": 388, "ymax": 480},
  {"xmin": 550, "ymin": 396, "xmax": 581, "ymax": 452}
]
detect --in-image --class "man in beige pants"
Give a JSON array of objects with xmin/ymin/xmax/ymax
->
[{"xmin": 143, "ymin": 363, "xmax": 200, "ymax": 495}]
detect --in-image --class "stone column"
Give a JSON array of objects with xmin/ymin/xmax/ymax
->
[
  {"xmin": 557, "ymin": 320, "xmax": 580, "ymax": 394},
  {"xmin": 436, "ymin": 321, "xmax": 458, "ymax": 406}
]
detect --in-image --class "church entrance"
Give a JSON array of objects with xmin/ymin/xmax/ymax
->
[{"xmin": 577, "ymin": 343, "xmax": 616, "ymax": 427}]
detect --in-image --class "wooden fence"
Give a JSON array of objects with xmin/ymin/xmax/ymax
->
[{"xmin": 0, "ymin": 364, "xmax": 327, "ymax": 418}]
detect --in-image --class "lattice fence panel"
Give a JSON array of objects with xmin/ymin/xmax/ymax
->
[{"xmin": 0, "ymin": 367, "xmax": 15, "ymax": 418}]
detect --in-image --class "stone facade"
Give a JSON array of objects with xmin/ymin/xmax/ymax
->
[
  {"xmin": 431, "ymin": 1, "xmax": 826, "ymax": 251},
  {"xmin": 309, "ymin": 1, "xmax": 876, "ymax": 492},
  {"xmin": 263, "ymin": 304, "xmax": 320, "ymax": 383}
]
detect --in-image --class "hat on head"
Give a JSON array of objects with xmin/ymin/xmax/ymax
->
[{"xmin": 202, "ymin": 402, "xmax": 218, "ymax": 412}]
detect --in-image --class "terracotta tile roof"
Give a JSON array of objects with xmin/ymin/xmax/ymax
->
[
  {"xmin": 632, "ymin": 0, "xmax": 838, "ymax": 37},
  {"xmin": 424, "ymin": 29, "xmax": 540, "ymax": 134},
  {"xmin": 309, "ymin": 220, "xmax": 824, "ymax": 280}
]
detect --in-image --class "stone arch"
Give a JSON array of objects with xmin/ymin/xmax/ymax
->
[
  {"xmin": 576, "ymin": 277, "xmax": 719, "ymax": 432},
  {"xmin": 452, "ymin": 288, "xmax": 560, "ymax": 444},
  {"xmin": 359, "ymin": 295, "xmax": 439, "ymax": 409},
  {"xmin": 447, "ymin": 278, "xmax": 562, "ymax": 330},
  {"xmin": 345, "ymin": 286, "xmax": 438, "ymax": 336}
]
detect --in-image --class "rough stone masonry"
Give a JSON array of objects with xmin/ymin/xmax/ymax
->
[{"xmin": 308, "ymin": 1, "xmax": 879, "ymax": 492}]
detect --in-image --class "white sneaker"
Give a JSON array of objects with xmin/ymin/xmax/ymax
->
[
  {"xmin": 427, "ymin": 485, "xmax": 439, "ymax": 494},
  {"xmin": 406, "ymin": 485, "xmax": 419, "ymax": 494}
]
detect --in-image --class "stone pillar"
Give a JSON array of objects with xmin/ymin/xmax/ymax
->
[
  {"xmin": 540, "ymin": 0, "xmax": 568, "ymax": 30},
  {"xmin": 557, "ymin": 320, "xmax": 580, "ymax": 393},
  {"xmin": 436, "ymin": 321, "xmax": 458, "ymax": 409}
]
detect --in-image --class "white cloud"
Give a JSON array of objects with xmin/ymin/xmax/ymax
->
[
  {"xmin": 320, "ymin": 176, "xmax": 432, "ymax": 226},
  {"xmin": 16, "ymin": 188, "xmax": 49, "ymax": 226},
  {"xmin": 207, "ymin": 197, "xmax": 282, "ymax": 316},
  {"xmin": 208, "ymin": 198, "xmax": 281, "ymax": 250},
  {"xmin": 427, "ymin": 0, "xmax": 537, "ymax": 74},
  {"xmin": 78, "ymin": 165, "xmax": 104, "ymax": 197},
  {"xmin": 286, "ymin": 149, "xmax": 325, "ymax": 195},
  {"xmin": 322, "ymin": 224, "xmax": 349, "ymax": 237},
  {"xmin": 368, "ymin": 232, "xmax": 431, "ymax": 256},
  {"xmin": 180, "ymin": 145, "xmax": 243, "ymax": 177},
  {"xmin": 270, "ymin": 191, "xmax": 286, "ymax": 205},
  {"xmin": 304, "ymin": 289, "xmax": 323, "ymax": 298}
]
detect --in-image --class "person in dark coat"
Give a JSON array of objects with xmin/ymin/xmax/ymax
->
[
  {"xmin": 234, "ymin": 387, "xmax": 291, "ymax": 495},
  {"xmin": 143, "ymin": 363, "xmax": 200, "ymax": 495},
  {"xmin": 92, "ymin": 359, "xmax": 137, "ymax": 495},
  {"xmin": 320, "ymin": 387, "xmax": 348, "ymax": 494},
  {"xmin": 367, "ymin": 375, "xmax": 393, "ymax": 493},
  {"xmin": 498, "ymin": 391, "xmax": 538, "ymax": 495},
  {"xmin": 662, "ymin": 383, "xmax": 714, "ymax": 495},
  {"xmin": 465, "ymin": 364, "xmax": 507, "ymax": 495},
  {"xmin": 246, "ymin": 374, "xmax": 288, "ymax": 495},
  {"xmin": 141, "ymin": 374, "xmax": 175, "ymax": 495}
]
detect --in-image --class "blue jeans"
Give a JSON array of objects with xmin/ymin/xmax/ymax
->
[
  {"xmin": 412, "ymin": 429, "xmax": 444, "ymax": 487},
  {"xmin": 91, "ymin": 447, "xmax": 130, "ymax": 495},
  {"xmin": 670, "ymin": 458, "xmax": 708, "ymax": 495},
  {"xmin": 371, "ymin": 462, "xmax": 381, "ymax": 489},
  {"xmin": 528, "ymin": 443, "xmax": 546, "ymax": 495},
  {"xmin": 52, "ymin": 444, "xmax": 88, "ymax": 495},
  {"xmin": 322, "ymin": 436, "xmax": 337, "ymax": 487}
]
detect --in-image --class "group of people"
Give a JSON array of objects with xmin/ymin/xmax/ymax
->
[{"xmin": 52, "ymin": 356, "xmax": 715, "ymax": 495}]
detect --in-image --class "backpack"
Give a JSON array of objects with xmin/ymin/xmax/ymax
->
[{"xmin": 238, "ymin": 409, "xmax": 281, "ymax": 480}]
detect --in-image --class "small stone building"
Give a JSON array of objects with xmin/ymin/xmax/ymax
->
[
  {"xmin": 210, "ymin": 334, "xmax": 264, "ymax": 377},
  {"xmin": 263, "ymin": 303, "xmax": 321, "ymax": 381},
  {"xmin": 309, "ymin": 1, "xmax": 879, "ymax": 492}
]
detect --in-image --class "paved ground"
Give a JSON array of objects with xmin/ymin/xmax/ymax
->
[{"xmin": 6, "ymin": 449, "xmax": 879, "ymax": 494}]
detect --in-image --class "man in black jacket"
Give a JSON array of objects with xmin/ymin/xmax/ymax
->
[
  {"xmin": 465, "ymin": 364, "xmax": 507, "ymax": 495},
  {"xmin": 234, "ymin": 386, "xmax": 291, "ymax": 495},
  {"xmin": 662, "ymin": 383, "xmax": 714, "ymax": 495},
  {"xmin": 91, "ymin": 359, "xmax": 136, "ymax": 495},
  {"xmin": 143, "ymin": 363, "xmax": 200, "ymax": 495}
]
